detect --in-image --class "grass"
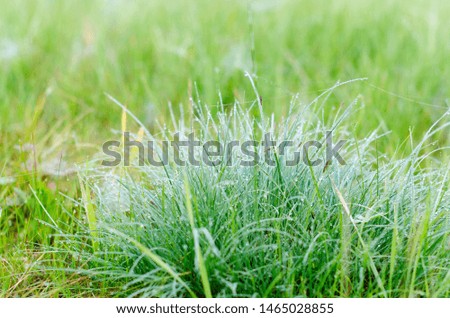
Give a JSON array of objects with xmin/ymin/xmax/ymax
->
[
  {"xmin": 0, "ymin": 0, "xmax": 449, "ymax": 297},
  {"xmin": 49, "ymin": 94, "xmax": 449, "ymax": 297}
]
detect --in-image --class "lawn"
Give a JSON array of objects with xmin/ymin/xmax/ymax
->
[{"xmin": 0, "ymin": 0, "xmax": 449, "ymax": 297}]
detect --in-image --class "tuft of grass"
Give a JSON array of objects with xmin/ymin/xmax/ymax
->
[{"xmin": 56, "ymin": 88, "xmax": 450, "ymax": 297}]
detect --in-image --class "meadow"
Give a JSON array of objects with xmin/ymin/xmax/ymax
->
[{"xmin": 0, "ymin": 0, "xmax": 449, "ymax": 297}]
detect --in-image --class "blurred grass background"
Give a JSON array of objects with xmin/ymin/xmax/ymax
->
[{"xmin": 0, "ymin": 0, "xmax": 449, "ymax": 295}]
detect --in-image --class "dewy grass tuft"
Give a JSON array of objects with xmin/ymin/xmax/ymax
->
[{"xmin": 58, "ymin": 90, "xmax": 450, "ymax": 297}]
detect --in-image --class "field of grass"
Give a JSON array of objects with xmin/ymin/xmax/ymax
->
[{"xmin": 0, "ymin": 0, "xmax": 449, "ymax": 297}]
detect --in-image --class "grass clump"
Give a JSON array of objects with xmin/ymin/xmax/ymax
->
[{"xmin": 56, "ymin": 86, "xmax": 450, "ymax": 297}]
